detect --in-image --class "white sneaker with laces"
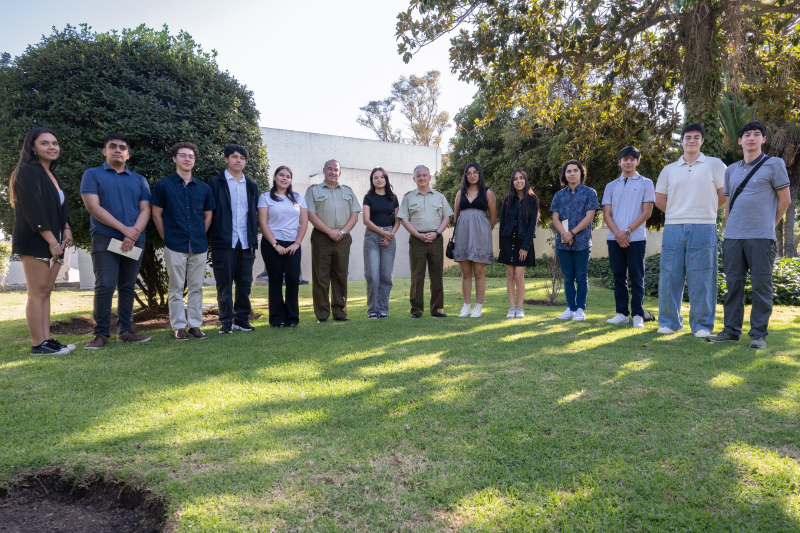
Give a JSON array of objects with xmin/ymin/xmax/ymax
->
[
  {"xmin": 572, "ymin": 308, "xmax": 586, "ymax": 321},
  {"xmin": 459, "ymin": 303, "xmax": 472, "ymax": 317},
  {"xmin": 632, "ymin": 316, "xmax": 645, "ymax": 329},
  {"xmin": 515, "ymin": 308, "xmax": 524, "ymax": 318},
  {"xmin": 470, "ymin": 304, "xmax": 483, "ymax": 317},
  {"xmin": 657, "ymin": 325, "xmax": 684, "ymax": 334},
  {"xmin": 556, "ymin": 308, "xmax": 575, "ymax": 320},
  {"xmin": 694, "ymin": 329, "xmax": 711, "ymax": 338},
  {"xmin": 606, "ymin": 313, "xmax": 629, "ymax": 325},
  {"xmin": 506, "ymin": 307, "xmax": 516, "ymax": 318}
]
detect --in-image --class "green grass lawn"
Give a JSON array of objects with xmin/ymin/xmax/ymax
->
[{"xmin": 1, "ymin": 278, "xmax": 799, "ymax": 531}]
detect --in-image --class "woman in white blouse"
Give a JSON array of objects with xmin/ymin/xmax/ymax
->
[{"xmin": 258, "ymin": 166, "xmax": 308, "ymax": 327}]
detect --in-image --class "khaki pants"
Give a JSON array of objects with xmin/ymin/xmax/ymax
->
[
  {"xmin": 310, "ymin": 229, "xmax": 352, "ymax": 320},
  {"xmin": 164, "ymin": 247, "xmax": 207, "ymax": 330},
  {"xmin": 409, "ymin": 235, "xmax": 445, "ymax": 316}
]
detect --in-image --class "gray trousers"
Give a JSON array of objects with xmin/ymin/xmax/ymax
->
[
  {"xmin": 722, "ymin": 238, "xmax": 776, "ymax": 338},
  {"xmin": 363, "ymin": 227, "xmax": 396, "ymax": 316}
]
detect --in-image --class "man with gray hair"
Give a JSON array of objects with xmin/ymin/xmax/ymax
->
[
  {"xmin": 304, "ymin": 159, "xmax": 361, "ymax": 322},
  {"xmin": 398, "ymin": 165, "xmax": 453, "ymax": 317}
]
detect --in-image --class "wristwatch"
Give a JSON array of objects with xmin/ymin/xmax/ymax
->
[
  {"xmin": 340, "ymin": 229, "xmax": 347, "ymax": 236},
  {"xmin": 625, "ymin": 228, "xmax": 631, "ymax": 238},
  {"xmin": 273, "ymin": 242, "xmax": 278, "ymax": 248},
  {"xmin": 435, "ymin": 231, "xmax": 441, "ymax": 238}
]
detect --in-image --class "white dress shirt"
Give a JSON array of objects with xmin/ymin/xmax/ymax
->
[{"xmin": 225, "ymin": 169, "xmax": 249, "ymax": 248}]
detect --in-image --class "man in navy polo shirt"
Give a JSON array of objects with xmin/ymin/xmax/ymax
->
[
  {"xmin": 80, "ymin": 133, "xmax": 152, "ymax": 349},
  {"xmin": 602, "ymin": 147, "xmax": 655, "ymax": 329},
  {"xmin": 151, "ymin": 142, "xmax": 215, "ymax": 341}
]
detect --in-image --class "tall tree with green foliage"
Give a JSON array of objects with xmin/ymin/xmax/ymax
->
[
  {"xmin": 0, "ymin": 24, "xmax": 268, "ymax": 310},
  {"xmin": 396, "ymin": 0, "xmax": 800, "ymax": 158}
]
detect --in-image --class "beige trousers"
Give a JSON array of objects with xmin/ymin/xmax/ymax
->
[{"xmin": 164, "ymin": 247, "xmax": 207, "ymax": 330}]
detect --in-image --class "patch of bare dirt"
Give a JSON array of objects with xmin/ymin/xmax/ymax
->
[
  {"xmin": 51, "ymin": 308, "xmax": 262, "ymax": 336},
  {"xmin": 0, "ymin": 471, "xmax": 166, "ymax": 533},
  {"xmin": 523, "ymin": 299, "xmax": 566, "ymax": 306}
]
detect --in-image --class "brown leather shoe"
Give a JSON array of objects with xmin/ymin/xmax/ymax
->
[
  {"xmin": 84, "ymin": 334, "xmax": 109, "ymax": 350},
  {"xmin": 187, "ymin": 327, "xmax": 206, "ymax": 339},
  {"xmin": 117, "ymin": 330, "xmax": 151, "ymax": 343},
  {"xmin": 175, "ymin": 328, "xmax": 189, "ymax": 341}
]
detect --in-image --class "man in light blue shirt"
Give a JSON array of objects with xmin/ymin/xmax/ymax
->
[{"xmin": 602, "ymin": 147, "xmax": 655, "ymax": 328}]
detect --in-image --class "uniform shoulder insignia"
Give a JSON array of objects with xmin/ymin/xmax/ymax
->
[
  {"xmin": 404, "ymin": 190, "xmax": 413, "ymax": 196},
  {"xmin": 341, "ymin": 184, "xmax": 353, "ymax": 190}
]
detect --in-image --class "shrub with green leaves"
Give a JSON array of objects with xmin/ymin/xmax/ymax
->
[{"xmin": 0, "ymin": 24, "xmax": 268, "ymax": 309}]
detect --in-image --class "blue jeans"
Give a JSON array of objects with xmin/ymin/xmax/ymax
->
[
  {"xmin": 658, "ymin": 224, "xmax": 717, "ymax": 332},
  {"xmin": 363, "ymin": 227, "xmax": 396, "ymax": 316},
  {"xmin": 608, "ymin": 240, "xmax": 646, "ymax": 317},
  {"xmin": 557, "ymin": 248, "xmax": 591, "ymax": 311},
  {"xmin": 91, "ymin": 234, "xmax": 144, "ymax": 337}
]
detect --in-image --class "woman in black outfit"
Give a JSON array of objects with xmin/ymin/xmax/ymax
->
[
  {"xmin": 498, "ymin": 169, "xmax": 539, "ymax": 319},
  {"xmin": 10, "ymin": 128, "xmax": 75, "ymax": 354}
]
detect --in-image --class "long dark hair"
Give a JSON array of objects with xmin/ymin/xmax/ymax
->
[
  {"xmin": 461, "ymin": 162, "xmax": 487, "ymax": 200},
  {"xmin": 503, "ymin": 169, "xmax": 539, "ymax": 224},
  {"xmin": 560, "ymin": 159, "xmax": 587, "ymax": 186},
  {"xmin": 269, "ymin": 165, "xmax": 298, "ymax": 205},
  {"xmin": 368, "ymin": 167, "xmax": 394, "ymax": 202},
  {"xmin": 9, "ymin": 127, "xmax": 58, "ymax": 207}
]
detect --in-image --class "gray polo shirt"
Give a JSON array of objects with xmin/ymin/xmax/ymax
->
[
  {"xmin": 602, "ymin": 173, "xmax": 655, "ymax": 242},
  {"xmin": 723, "ymin": 155, "xmax": 789, "ymax": 240}
]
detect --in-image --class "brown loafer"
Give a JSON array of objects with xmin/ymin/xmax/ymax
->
[
  {"xmin": 187, "ymin": 327, "xmax": 206, "ymax": 339},
  {"xmin": 117, "ymin": 330, "xmax": 151, "ymax": 343},
  {"xmin": 175, "ymin": 328, "xmax": 189, "ymax": 341},
  {"xmin": 84, "ymin": 334, "xmax": 109, "ymax": 350}
]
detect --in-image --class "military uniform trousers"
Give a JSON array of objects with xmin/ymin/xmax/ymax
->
[
  {"xmin": 408, "ymin": 234, "xmax": 445, "ymax": 316},
  {"xmin": 310, "ymin": 228, "xmax": 352, "ymax": 320}
]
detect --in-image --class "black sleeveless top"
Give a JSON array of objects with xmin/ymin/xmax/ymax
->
[{"xmin": 459, "ymin": 190, "xmax": 489, "ymax": 212}]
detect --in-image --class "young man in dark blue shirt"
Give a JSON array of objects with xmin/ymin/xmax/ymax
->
[
  {"xmin": 151, "ymin": 142, "xmax": 215, "ymax": 341},
  {"xmin": 80, "ymin": 133, "xmax": 152, "ymax": 349}
]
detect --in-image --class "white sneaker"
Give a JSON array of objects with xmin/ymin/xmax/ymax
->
[
  {"xmin": 470, "ymin": 304, "xmax": 483, "ymax": 318},
  {"xmin": 515, "ymin": 308, "xmax": 525, "ymax": 318},
  {"xmin": 572, "ymin": 309, "xmax": 586, "ymax": 321},
  {"xmin": 606, "ymin": 313, "xmax": 629, "ymax": 325},
  {"xmin": 657, "ymin": 325, "xmax": 685, "ymax": 334},
  {"xmin": 694, "ymin": 329, "xmax": 711, "ymax": 338},
  {"xmin": 506, "ymin": 307, "xmax": 516, "ymax": 318},
  {"xmin": 632, "ymin": 316, "xmax": 645, "ymax": 329},
  {"xmin": 556, "ymin": 308, "xmax": 575, "ymax": 320},
  {"xmin": 459, "ymin": 303, "xmax": 472, "ymax": 317}
]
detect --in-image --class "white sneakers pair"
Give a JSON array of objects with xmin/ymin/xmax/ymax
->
[
  {"xmin": 655, "ymin": 325, "xmax": 710, "ymax": 338},
  {"xmin": 506, "ymin": 307, "xmax": 525, "ymax": 318},
  {"xmin": 606, "ymin": 313, "xmax": 645, "ymax": 329},
  {"xmin": 556, "ymin": 308, "xmax": 585, "ymax": 321},
  {"xmin": 459, "ymin": 303, "xmax": 483, "ymax": 318}
]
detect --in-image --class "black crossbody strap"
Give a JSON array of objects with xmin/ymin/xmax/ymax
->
[{"xmin": 729, "ymin": 155, "xmax": 769, "ymax": 212}]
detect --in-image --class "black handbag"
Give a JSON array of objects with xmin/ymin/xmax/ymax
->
[{"xmin": 446, "ymin": 214, "xmax": 459, "ymax": 259}]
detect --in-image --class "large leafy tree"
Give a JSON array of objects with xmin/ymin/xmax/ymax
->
[
  {"xmin": 0, "ymin": 24, "xmax": 268, "ymax": 310},
  {"xmin": 396, "ymin": 0, "xmax": 800, "ymax": 158}
]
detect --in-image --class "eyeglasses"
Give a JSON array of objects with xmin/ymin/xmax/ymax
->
[{"xmin": 176, "ymin": 153, "xmax": 196, "ymax": 160}]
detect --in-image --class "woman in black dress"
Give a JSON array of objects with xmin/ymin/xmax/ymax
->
[
  {"xmin": 498, "ymin": 169, "xmax": 539, "ymax": 318},
  {"xmin": 9, "ymin": 127, "xmax": 75, "ymax": 354}
]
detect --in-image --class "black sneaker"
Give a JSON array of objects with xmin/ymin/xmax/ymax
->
[
  {"xmin": 378, "ymin": 314, "xmax": 388, "ymax": 319},
  {"xmin": 749, "ymin": 336, "xmax": 766, "ymax": 349},
  {"xmin": 706, "ymin": 331, "xmax": 740, "ymax": 343},
  {"xmin": 45, "ymin": 338, "xmax": 76, "ymax": 353},
  {"xmin": 334, "ymin": 317, "xmax": 350, "ymax": 322},
  {"xmin": 233, "ymin": 321, "xmax": 255, "ymax": 332},
  {"xmin": 219, "ymin": 324, "xmax": 233, "ymax": 334},
  {"xmin": 31, "ymin": 341, "xmax": 71, "ymax": 355},
  {"xmin": 367, "ymin": 313, "xmax": 379, "ymax": 319}
]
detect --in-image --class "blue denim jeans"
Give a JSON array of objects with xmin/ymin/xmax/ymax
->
[
  {"xmin": 91, "ymin": 234, "xmax": 144, "ymax": 337},
  {"xmin": 608, "ymin": 240, "xmax": 646, "ymax": 317},
  {"xmin": 557, "ymin": 248, "xmax": 591, "ymax": 311},
  {"xmin": 658, "ymin": 224, "xmax": 718, "ymax": 332},
  {"xmin": 363, "ymin": 227, "xmax": 396, "ymax": 316}
]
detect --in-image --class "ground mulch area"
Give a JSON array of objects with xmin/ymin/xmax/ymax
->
[
  {"xmin": 523, "ymin": 299, "xmax": 566, "ymax": 306},
  {"xmin": 51, "ymin": 308, "xmax": 262, "ymax": 336},
  {"xmin": 0, "ymin": 472, "xmax": 166, "ymax": 533}
]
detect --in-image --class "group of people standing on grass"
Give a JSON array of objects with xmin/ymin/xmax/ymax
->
[{"xmin": 8, "ymin": 119, "xmax": 791, "ymax": 355}]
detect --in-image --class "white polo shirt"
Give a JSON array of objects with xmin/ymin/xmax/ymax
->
[{"xmin": 655, "ymin": 152, "xmax": 726, "ymax": 225}]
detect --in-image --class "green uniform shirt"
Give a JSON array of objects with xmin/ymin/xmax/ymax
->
[
  {"xmin": 304, "ymin": 182, "xmax": 362, "ymax": 229},
  {"xmin": 397, "ymin": 188, "xmax": 453, "ymax": 232}
]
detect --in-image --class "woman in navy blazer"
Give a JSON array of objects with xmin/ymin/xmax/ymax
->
[{"xmin": 10, "ymin": 127, "xmax": 75, "ymax": 355}]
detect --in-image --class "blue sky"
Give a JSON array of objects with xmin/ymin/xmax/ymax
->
[{"xmin": 1, "ymin": 0, "xmax": 477, "ymax": 149}]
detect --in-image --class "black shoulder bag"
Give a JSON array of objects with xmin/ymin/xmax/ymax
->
[
  {"xmin": 729, "ymin": 155, "xmax": 769, "ymax": 213},
  {"xmin": 446, "ymin": 215, "xmax": 458, "ymax": 260}
]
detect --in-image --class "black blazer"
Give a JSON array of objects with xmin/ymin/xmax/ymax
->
[
  {"xmin": 207, "ymin": 171, "xmax": 259, "ymax": 250},
  {"xmin": 499, "ymin": 195, "xmax": 539, "ymax": 252},
  {"xmin": 11, "ymin": 162, "xmax": 70, "ymax": 258}
]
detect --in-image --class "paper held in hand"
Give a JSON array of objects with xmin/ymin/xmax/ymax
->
[{"xmin": 107, "ymin": 238, "xmax": 143, "ymax": 260}]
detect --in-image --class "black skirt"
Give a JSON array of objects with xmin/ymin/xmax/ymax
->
[{"xmin": 498, "ymin": 236, "xmax": 536, "ymax": 267}]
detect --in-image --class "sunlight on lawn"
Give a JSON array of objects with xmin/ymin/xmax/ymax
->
[
  {"xmin": 358, "ymin": 352, "xmax": 444, "ymax": 376},
  {"xmin": 602, "ymin": 358, "xmax": 655, "ymax": 385},
  {"xmin": 557, "ymin": 389, "xmax": 587, "ymax": 404},
  {"xmin": 726, "ymin": 442, "xmax": 800, "ymax": 521},
  {"xmin": 708, "ymin": 372, "xmax": 745, "ymax": 388}
]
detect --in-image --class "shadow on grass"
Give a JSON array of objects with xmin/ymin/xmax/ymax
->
[{"xmin": 1, "ymin": 280, "xmax": 799, "ymax": 530}]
